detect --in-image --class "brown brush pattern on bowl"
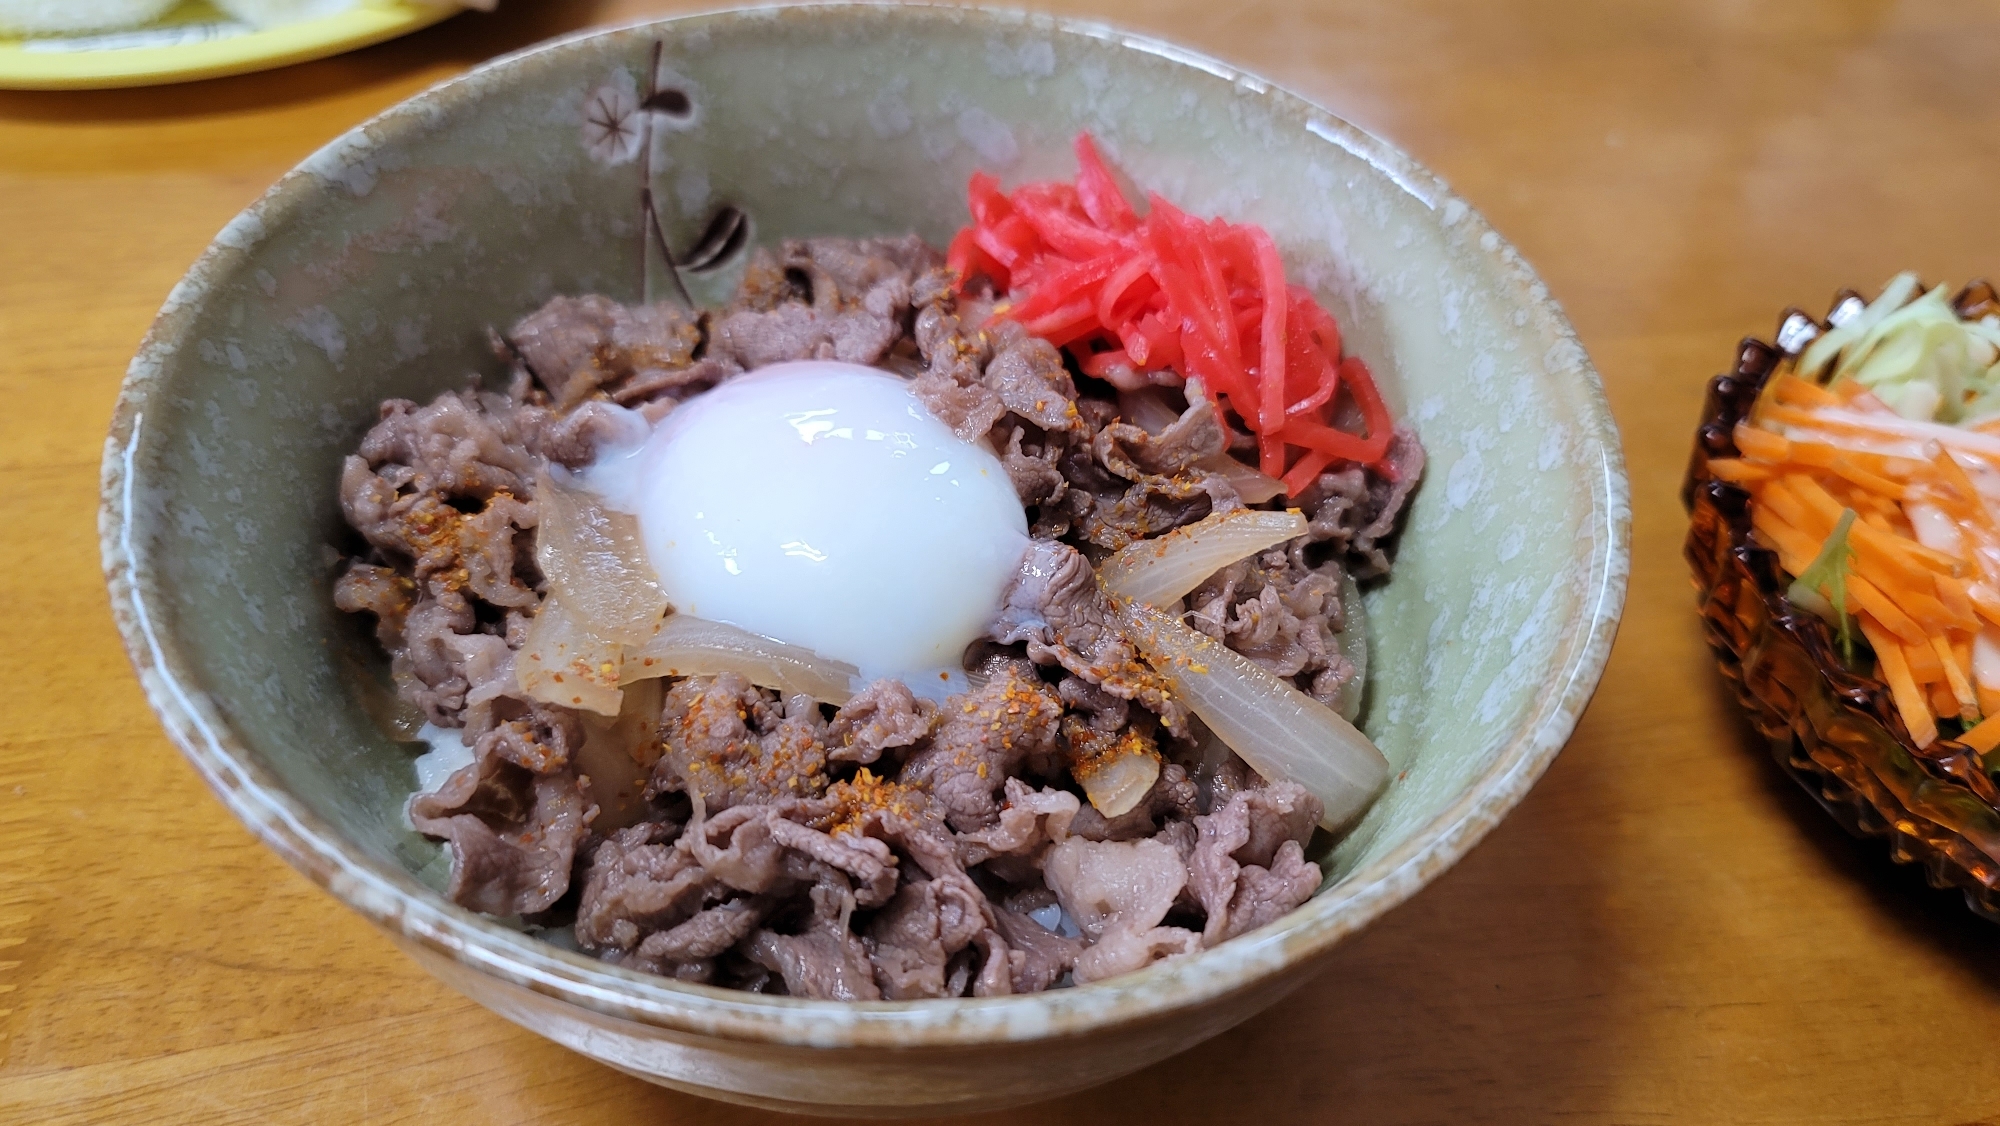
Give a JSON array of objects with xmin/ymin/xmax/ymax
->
[{"xmin": 1683, "ymin": 281, "xmax": 2000, "ymax": 921}]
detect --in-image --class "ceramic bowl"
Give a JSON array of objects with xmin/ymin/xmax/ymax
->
[{"xmin": 101, "ymin": 5, "xmax": 1629, "ymax": 1115}]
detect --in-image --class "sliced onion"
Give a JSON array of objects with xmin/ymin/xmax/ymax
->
[
  {"xmin": 1065, "ymin": 722, "xmax": 1164, "ymax": 817},
  {"xmin": 1331, "ymin": 569, "xmax": 1368, "ymax": 723},
  {"xmin": 574, "ymin": 678, "xmax": 662, "ymax": 832},
  {"xmin": 1081, "ymin": 753, "xmax": 1161, "ymax": 817},
  {"xmin": 1201, "ymin": 453, "xmax": 1288, "ymax": 505},
  {"xmin": 516, "ymin": 591, "xmax": 625, "ymax": 717},
  {"xmin": 1098, "ymin": 508, "xmax": 1308, "ymax": 608},
  {"xmin": 623, "ymin": 613, "xmax": 859, "ymax": 704},
  {"xmin": 1117, "ymin": 387, "xmax": 1183, "ymax": 434},
  {"xmin": 535, "ymin": 469, "xmax": 669, "ymax": 646},
  {"xmin": 1115, "ymin": 598, "xmax": 1388, "ymax": 830}
]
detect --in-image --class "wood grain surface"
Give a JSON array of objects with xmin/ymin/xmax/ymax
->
[{"xmin": 4, "ymin": 2, "xmax": 1999, "ymax": 1123}]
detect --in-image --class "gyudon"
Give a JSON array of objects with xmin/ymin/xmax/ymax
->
[{"xmin": 334, "ymin": 135, "xmax": 1425, "ymax": 999}]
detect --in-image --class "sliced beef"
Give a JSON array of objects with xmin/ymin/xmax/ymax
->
[
  {"xmin": 995, "ymin": 423, "xmax": 1069, "ymax": 507},
  {"xmin": 574, "ymin": 822, "xmax": 709, "ymax": 953},
  {"xmin": 332, "ymin": 562, "xmax": 412, "ymax": 648},
  {"xmin": 897, "ymin": 663, "xmax": 1062, "ymax": 832},
  {"xmin": 409, "ymin": 730, "xmax": 591, "ymax": 917},
  {"xmin": 1188, "ymin": 546, "xmax": 1357, "ymax": 708},
  {"xmin": 777, "ymin": 234, "xmax": 944, "ymax": 310},
  {"xmin": 1092, "ymin": 392, "xmax": 1228, "ymax": 480},
  {"xmin": 908, "ymin": 299, "xmax": 1006, "ymax": 442},
  {"xmin": 1233, "ymin": 778, "xmax": 1323, "ymax": 868},
  {"xmin": 825, "ymin": 679, "xmax": 938, "ymax": 765},
  {"xmin": 743, "ymin": 921, "xmax": 882, "ymax": 1001},
  {"xmin": 912, "ymin": 369, "xmax": 1008, "ymax": 442},
  {"xmin": 989, "ymin": 906, "xmax": 1083, "ymax": 993},
  {"xmin": 713, "ymin": 302, "xmax": 901, "ymax": 369},
  {"xmin": 652, "ymin": 673, "xmax": 831, "ymax": 811},
  {"xmin": 983, "ymin": 333, "xmax": 1082, "ymax": 434},
  {"xmin": 335, "ymin": 390, "xmax": 557, "ymax": 727},
  {"xmin": 712, "ymin": 235, "xmax": 943, "ymax": 372},
  {"xmin": 988, "ymin": 538, "xmax": 1185, "ymax": 732},
  {"xmin": 628, "ymin": 898, "xmax": 769, "ymax": 976},
  {"xmin": 350, "ymin": 390, "xmax": 542, "ymax": 505},
  {"xmin": 1295, "ymin": 425, "xmax": 1427, "ymax": 580},
  {"xmin": 1041, "ymin": 836, "xmax": 1199, "ymax": 984},
  {"xmin": 576, "ymin": 792, "xmax": 912, "ymax": 978},
  {"xmin": 1186, "ymin": 783, "xmax": 1324, "ymax": 944},
  {"xmin": 505, "ymin": 294, "xmax": 703, "ymax": 409},
  {"xmin": 863, "ymin": 874, "xmax": 990, "ymax": 999},
  {"xmin": 957, "ymin": 777, "xmax": 1080, "ymax": 868},
  {"xmin": 1048, "ymin": 393, "xmax": 1245, "ymax": 552}
]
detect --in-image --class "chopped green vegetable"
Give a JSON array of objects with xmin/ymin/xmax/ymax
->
[
  {"xmin": 1788, "ymin": 508, "xmax": 1859, "ymax": 663},
  {"xmin": 1800, "ymin": 273, "xmax": 2000, "ymax": 423}
]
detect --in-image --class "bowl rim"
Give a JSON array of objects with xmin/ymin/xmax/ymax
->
[{"xmin": 99, "ymin": 1, "xmax": 1632, "ymax": 1050}]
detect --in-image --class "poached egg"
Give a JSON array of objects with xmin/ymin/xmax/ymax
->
[{"xmin": 585, "ymin": 360, "xmax": 1029, "ymax": 696}]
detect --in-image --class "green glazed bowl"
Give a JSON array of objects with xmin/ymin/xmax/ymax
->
[{"xmin": 101, "ymin": 5, "xmax": 1629, "ymax": 1115}]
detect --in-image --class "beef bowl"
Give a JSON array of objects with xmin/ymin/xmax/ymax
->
[{"xmin": 100, "ymin": 5, "xmax": 1629, "ymax": 1115}]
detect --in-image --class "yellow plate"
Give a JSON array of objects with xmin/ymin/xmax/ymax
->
[{"xmin": 0, "ymin": 1, "xmax": 460, "ymax": 90}]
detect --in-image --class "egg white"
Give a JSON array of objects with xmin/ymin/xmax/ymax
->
[{"xmin": 584, "ymin": 361, "xmax": 1029, "ymax": 697}]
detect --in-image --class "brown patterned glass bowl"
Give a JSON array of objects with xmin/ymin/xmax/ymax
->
[{"xmin": 1683, "ymin": 282, "xmax": 2000, "ymax": 920}]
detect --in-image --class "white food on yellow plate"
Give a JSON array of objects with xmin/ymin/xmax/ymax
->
[
  {"xmin": 585, "ymin": 360, "xmax": 1030, "ymax": 698},
  {"xmin": 209, "ymin": 0, "xmax": 362, "ymax": 28},
  {"xmin": 0, "ymin": 0, "xmax": 178, "ymax": 35}
]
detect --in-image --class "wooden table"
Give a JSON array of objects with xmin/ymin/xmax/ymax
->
[{"xmin": 4, "ymin": 1, "xmax": 1998, "ymax": 1122}]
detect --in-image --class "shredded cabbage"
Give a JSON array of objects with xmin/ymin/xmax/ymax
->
[
  {"xmin": 1787, "ymin": 508, "xmax": 1859, "ymax": 663},
  {"xmin": 1800, "ymin": 273, "xmax": 2000, "ymax": 423}
]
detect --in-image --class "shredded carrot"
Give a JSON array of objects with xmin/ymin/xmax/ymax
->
[
  {"xmin": 1789, "ymin": 441, "xmax": 1902, "ymax": 478},
  {"xmin": 1862, "ymin": 616, "xmax": 1937, "ymax": 748},
  {"xmin": 1725, "ymin": 365, "xmax": 2000, "ymax": 755},
  {"xmin": 1847, "ymin": 577, "xmax": 1928, "ymax": 645},
  {"xmin": 1937, "ymin": 574, "xmax": 1977, "ymax": 623},
  {"xmin": 1930, "ymin": 679, "xmax": 1961, "ymax": 718},
  {"xmin": 1707, "ymin": 458, "xmax": 1773, "ymax": 485},
  {"xmin": 1906, "ymin": 639, "xmax": 1947, "ymax": 684},
  {"xmin": 1961, "ymin": 713, "xmax": 2000, "ymax": 755},
  {"xmin": 1772, "ymin": 373, "xmax": 1843, "ymax": 408},
  {"xmin": 1934, "ymin": 635, "xmax": 1978, "ymax": 717},
  {"xmin": 1734, "ymin": 424, "xmax": 1791, "ymax": 462}
]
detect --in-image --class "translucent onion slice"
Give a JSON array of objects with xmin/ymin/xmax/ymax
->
[
  {"xmin": 574, "ymin": 678, "xmax": 663, "ymax": 832},
  {"xmin": 1116, "ymin": 387, "xmax": 1182, "ymax": 434},
  {"xmin": 1200, "ymin": 453, "xmax": 1288, "ymax": 505},
  {"xmin": 1078, "ymin": 752, "xmax": 1161, "ymax": 817},
  {"xmin": 1064, "ymin": 720, "xmax": 1164, "ymax": 817},
  {"xmin": 1098, "ymin": 508, "xmax": 1308, "ymax": 608},
  {"xmin": 1331, "ymin": 569, "xmax": 1368, "ymax": 723},
  {"xmin": 1116, "ymin": 598, "xmax": 1388, "ymax": 830},
  {"xmin": 535, "ymin": 469, "xmax": 669, "ymax": 646},
  {"xmin": 623, "ymin": 614, "xmax": 859, "ymax": 704},
  {"xmin": 517, "ymin": 591, "xmax": 625, "ymax": 717}
]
